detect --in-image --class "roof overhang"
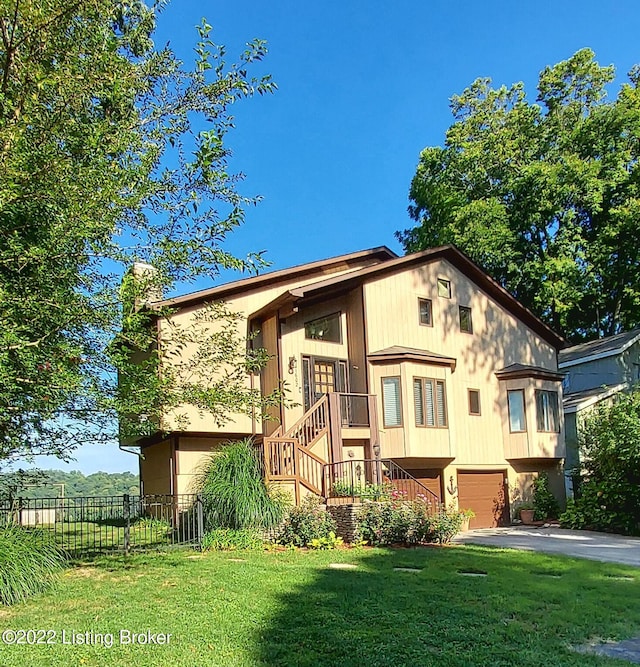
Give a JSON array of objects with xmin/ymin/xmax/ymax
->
[
  {"xmin": 563, "ymin": 383, "xmax": 627, "ymax": 414},
  {"xmin": 495, "ymin": 364, "xmax": 565, "ymax": 382},
  {"xmin": 368, "ymin": 347, "xmax": 457, "ymax": 371}
]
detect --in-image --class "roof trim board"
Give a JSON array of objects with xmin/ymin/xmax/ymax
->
[
  {"xmin": 559, "ymin": 329, "xmax": 640, "ymax": 369},
  {"xmin": 250, "ymin": 245, "xmax": 565, "ymax": 350},
  {"xmin": 151, "ymin": 246, "xmax": 397, "ymax": 310}
]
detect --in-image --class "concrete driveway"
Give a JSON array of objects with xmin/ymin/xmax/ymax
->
[{"xmin": 453, "ymin": 526, "xmax": 640, "ymax": 567}]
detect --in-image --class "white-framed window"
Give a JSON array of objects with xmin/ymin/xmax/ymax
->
[
  {"xmin": 507, "ymin": 389, "xmax": 526, "ymax": 432},
  {"xmin": 382, "ymin": 377, "xmax": 402, "ymax": 427},
  {"xmin": 536, "ymin": 390, "xmax": 560, "ymax": 432},
  {"xmin": 437, "ymin": 278, "xmax": 451, "ymax": 298},
  {"xmin": 414, "ymin": 377, "xmax": 447, "ymax": 428}
]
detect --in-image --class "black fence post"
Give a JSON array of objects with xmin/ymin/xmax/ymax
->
[
  {"xmin": 123, "ymin": 494, "xmax": 130, "ymax": 555},
  {"xmin": 196, "ymin": 494, "xmax": 204, "ymax": 549}
]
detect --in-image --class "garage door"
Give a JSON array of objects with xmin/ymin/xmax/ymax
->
[
  {"xmin": 405, "ymin": 469, "xmax": 442, "ymax": 503},
  {"xmin": 457, "ymin": 471, "xmax": 509, "ymax": 529}
]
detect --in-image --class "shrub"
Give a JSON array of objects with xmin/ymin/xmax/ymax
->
[
  {"xmin": 560, "ymin": 391, "xmax": 640, "ymax": 535},
  {"xmin": 309, "ymin": 532, "xmax": 343, "ymax": 550},
  {"xmin": 356, "ymin": 499, "xmax": 466, "ymax": 546},
  {"xmin": 278, "ymin": 496, "xmax": 337, "ymax": 547},
  {"xmin": 429, "ymin": 507, "xmax": 466, "ymax": 544},
  {"xmin": 330, "ymin": 478, "xmax": 392, "ymax": 500},
  {"xmin": 194, "ymin": 438, "xmax": 289, "ymax": 530},
  {"xmin": 532, "ymin": 472, "xmax": 560, "ymax": 520},
  {"xmin": 202, "ymin": 528, "xmax": 264, "ymax": 551},
  {"xmin": 0, "ymin": 526, "xmax": 66, "ymax": 605}
]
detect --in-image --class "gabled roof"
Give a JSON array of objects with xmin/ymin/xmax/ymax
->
[
  {"xmin": 563, "ymin": 383, "xmax": 627, "ymax": 414},
  {"xmin": 368, "ymin": 346, "xmax": 457, "ymax": 371},
  {"xmin": 559, "ymin": 329, "xmax": 640, "ymax": 368},
  {"xmin": 152, "ymin": 246, "xmax": 397, "ymax": 310},
  {"xmin": 495, "ymin": 363, "xmax": 565, "ymax": 382},
  {"xmin": 250, "ymin": 245, "xmax": 565, "ymax": 350}
]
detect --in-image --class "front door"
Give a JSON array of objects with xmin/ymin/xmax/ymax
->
[{"xmin": 302, "ymin": 356, "xmax": 348, "ymax": 412}]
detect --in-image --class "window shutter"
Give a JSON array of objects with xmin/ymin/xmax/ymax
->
[
  {"xmin": 425, "ymin": 380, "xmax": 435, "ymax": 426},
  {"xmin": 413, "ymin": 379, "xmax": 424, "ymax": 426},
  {"xmin": 436, "ymin": 381, "xmax": 447, "ymax": 427},
  {"xmin": 382, "ymin": 378, "xmax": 401, "ymax": 427}
]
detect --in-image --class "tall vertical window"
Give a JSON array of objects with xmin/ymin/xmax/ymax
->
[
  {"xmin": 414, "ymin": 378, "xmax": 447, "ymax": 428},
  {"xmin": 418, "ymin": 298, "xmax": 432, "ymax": 326},
  {"xmin": 382, "ymin": 377, "xmax": 402, "ymax": 427},
  {"xmin": 459, "ymin": 306, "xmax": 473, "ymax": 333},
  {"xmin": 535, "ymin": 390, "xmax": 560, "ymax": 432},
  {"xmin": 507, "ymin": 389, "xmax": 526, "ymax": 432},
  {"xmin": 468, "ymin": 389, "xmax": 481, "ymax": 416}
]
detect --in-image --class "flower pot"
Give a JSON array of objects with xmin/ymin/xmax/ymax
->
[{"xmin": 520, "ymin": 509, "xmax": 535, "ymax": 525}]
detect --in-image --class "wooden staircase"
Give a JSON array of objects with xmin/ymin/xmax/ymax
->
[
  {"xmin": 259, "ymin": 394, "xmax": 440, "ymax": 509},
  {"xmin": 261, "ymin": 396, "xmax": 329, "ymax": 502}
]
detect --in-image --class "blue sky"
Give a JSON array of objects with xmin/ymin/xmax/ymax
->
[{"xmin": 35, "ymin": 0, "xmax": 640, "ymax": 475}]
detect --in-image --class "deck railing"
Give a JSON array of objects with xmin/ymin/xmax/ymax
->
[{"xmin": 324, "ymin": 459, "xmax": 440, "ymax": 510}]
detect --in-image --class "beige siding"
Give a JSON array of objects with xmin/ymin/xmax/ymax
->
[
  {"xmin": 279, "ymin": 296, "xmax": 350, "ymax": 430},
  {"xmin": 156, "ymin": 260, "xmax": 380, "ymax": 438},
  {"xmin": 500, "ymin": 378, "xmax": 564, "ymax": 459},
  {"xmin": 140, "ymin": 439, "xmax": 172, "ymax": 495},
  {"xmin": 174, "ymin": 436, "xmax": 227, "ymax": 495},
  {"xmin": 363, "ymin": 259, "xmax": 563, "ymax": 469}
]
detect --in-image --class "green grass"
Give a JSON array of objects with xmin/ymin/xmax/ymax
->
[
  {"xmin": 0, "ymin": 526, "xmax": 66, "ymax": 605},
  {"xmin": 1, "ymin": 545, "xmax": 640, "ymax": 666},
  {"xmin": 5, "ymin": 519, "xmax": 181, "ymax": 557}
]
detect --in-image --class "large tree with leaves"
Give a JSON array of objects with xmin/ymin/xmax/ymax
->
[
  {"xmin": 399, "ymin": 49, "xmax": 640, "ymax": 342},
  {"xmin": 0, "ymin": 0, "xmax": 277, "ymax": 468}
]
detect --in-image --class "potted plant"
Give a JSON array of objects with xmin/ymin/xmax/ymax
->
[
  {"xmin": 459, "ymin": 508, "xmax": 475, "ymax": 532},
  {"xmin": 517, "ymin": 501, "xmax": 535, "ymax": 525}
]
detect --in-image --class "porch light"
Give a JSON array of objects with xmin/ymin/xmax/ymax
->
[{"xmin": 373, "ymin": 444, "xmax": 381, "ymax": 459}]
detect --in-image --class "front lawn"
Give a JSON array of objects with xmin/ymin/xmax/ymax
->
[{"xmin": 1, "ymin": 545, "xmax": 639, "ymax": 666}]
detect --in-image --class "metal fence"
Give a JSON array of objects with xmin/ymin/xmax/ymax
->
[{"xmin": 0, "ymin": 494, "xmax": 203, "ymax": 557}]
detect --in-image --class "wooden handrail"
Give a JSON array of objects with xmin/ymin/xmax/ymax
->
[{"xmin": 283, "ymin": 394, "xmax": 329, "ymax": 448}]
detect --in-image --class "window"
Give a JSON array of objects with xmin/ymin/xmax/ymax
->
[
  {"xmin": 468, "ymin": 389, "xmax": 481, "ymax": 416},
  {"xmin": 459, "ymin": 306, "xmax": 473, "ymax": 333},
  {"xmin": 437, "ymin": 278, "xmax": 451, "ymax": 298},
  {"xmin": 507, "ymin": 389, "xmax": 526, "ymax": 432},
  {"xmin": 304, "ymin": 312, "xmax": 341, "ymax": 343},
  {"xmin": 536, "ymin": 390, "xmax": 560, "ymax": 432},
  {"xmin": 418, "ymin": 298, "xmax": 432, "ymax": 326},
  {"xmin": 382, "ymin": 377, "xmax": 402, "ymax": 427},
  {"xmin": 414, "ymin": 377, "xmax": 447, "ymax": 428}
]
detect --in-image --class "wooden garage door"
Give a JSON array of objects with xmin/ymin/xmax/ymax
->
[
  {"xmin": 405, "ymin": 469, "xmax": 442, "ymax": 502},
  {"xmin": 457, "ymin": 471, "xmax": 509, "ymax": 529}
]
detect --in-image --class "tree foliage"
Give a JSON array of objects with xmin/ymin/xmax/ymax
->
[
  {"xmin": 399, "ymin": 49, "xmax": 640, "ymax": 342},
  {"xmin": 0, "ymin": 469, "xmax": 140, "ymax": 499},
  {"xmin": 0, "ymin": 0, "xmax": 278, "ymax": 467},
  {"xmin": 561, "ymin": 390, "xmax": 640, "ymax": 535}
]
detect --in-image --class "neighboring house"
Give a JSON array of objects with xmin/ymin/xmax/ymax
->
[
  {"xmin": 559, "ymin": 328, "xmax": 640, "ymax": 493},
  {"xmin": 129, "ymin": 245, "xmax": 566, "ymax": 529}
]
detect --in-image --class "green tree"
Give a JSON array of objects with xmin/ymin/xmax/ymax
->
[
  {"xmin": 561, "ymin": 390, "xmax": 640, "ymax": 535},
  {"xmin": 0, "ymin": 0, "xmax": 278, "ymax": 469},
  {"xmin": 399, "ymin": 49, "xmax": 640, "ymax": 342}
]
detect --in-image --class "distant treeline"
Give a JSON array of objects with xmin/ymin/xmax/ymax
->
[{"xmin": 0, "ymin": 470, "xmax": 140, "ymax": 499}]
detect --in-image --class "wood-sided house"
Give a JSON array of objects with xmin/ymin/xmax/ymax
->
[{"xmin": 129, "ymin": 245, "xmax": 566, "ymax": 529}]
